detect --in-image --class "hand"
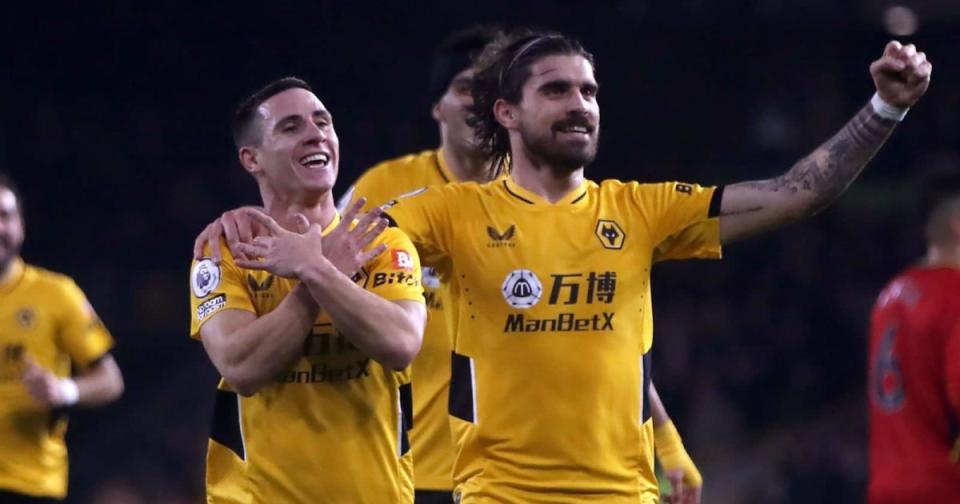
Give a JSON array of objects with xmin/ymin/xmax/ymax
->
[
  {"xmin": 322, "ymin": 197, "xmax": 388, "ymax": 276},
  {"xmin": 663, "ymin": 469, "xmax": 701, "ymax": 504},
  {"xmin": 21, "ymin": 358, "xmax": 68, "ymax": 408},
  {"xmin": 192, "ymin": 206, "xmax": 267, "ymax": 263},
  {"xmin": 233, "ymin": 209, "xmax": 327, "ymax": 278},
  {"xmin": 870, "ymin": 40, "xmax": 932, "ymax": 109}
]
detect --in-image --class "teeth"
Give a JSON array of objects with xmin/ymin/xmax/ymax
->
[{"xmin": 300, "ymin": 153, "xmax": 329, "ymax": 165}]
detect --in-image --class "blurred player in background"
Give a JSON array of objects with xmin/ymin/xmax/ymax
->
[
  {"xmin": 867, "ymin": 171, "xmax": 960, "ymax": 503},
  {"xmin": 0, "ymin": 172, "xmax": 124, "ymax": 503},
  {"xmin": 189, "ymin": 78, "xmax": 426, "ymax": 503},
  {"xmin": 336, "ymin": 26, "xmax": 501, "ymax": 504}
]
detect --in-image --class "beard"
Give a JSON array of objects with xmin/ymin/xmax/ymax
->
[{"xmin": 520, "ymin": 120, "xmax": 599, "ymax": 176}]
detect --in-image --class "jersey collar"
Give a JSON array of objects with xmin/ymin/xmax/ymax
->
[
  {"xmin": 435, "ymin": 149, "xmax": 458, "ymax": 183},
  {"xmin": 321, "ymin": 211, "xmax": 342, "ymax": 236},
  {"xmin": 0, "ymin": 257, "xmax": 25, "ymax": 295},
  {"xmin": 502, "ymin": 175, "xmax": 590, "ymax": 207}
]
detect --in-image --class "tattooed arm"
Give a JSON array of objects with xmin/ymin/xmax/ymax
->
[{"xmin": 718, "ymin": 41, "xmax": 932, "ymax": 244}]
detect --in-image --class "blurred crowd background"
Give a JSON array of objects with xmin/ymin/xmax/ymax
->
[{"xmin": 3, "ymin": 1, "xmax": 959, "ymax": 502}]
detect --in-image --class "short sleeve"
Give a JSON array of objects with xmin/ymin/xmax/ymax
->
[
  {"xmin": 382, "ymin": 185, "xmax": 456, "ymax": 268},
  {"xmin": 57, "ymin": 280, "xmax": 114, "ymax": 369},
  {"xmin": 653, "ymin": 218, "xmax": 722, "ymax": 262},
  {"xmin": 189, "ymin": 242, "xmax": 256, "ymax": 339},
  {"xmin": 632, "ymin": 182, "xmax": 722, "ymax": 256},
  {"xmin": 361, "ymin": 227, "xmax": 425, "ymax": 304}
]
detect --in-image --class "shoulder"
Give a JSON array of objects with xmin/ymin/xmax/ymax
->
[
  {"xmin": 373, "ymin": 225, "xmax": 418, "ymax": 250},
  {"xmin": 23, "ymin": 263, "xmax": 80, "ymax": 296}
]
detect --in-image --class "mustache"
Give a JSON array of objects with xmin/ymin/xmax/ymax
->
[{"xmin": 551, "ymin": 116, "xmax": 597, "ymax": 133}]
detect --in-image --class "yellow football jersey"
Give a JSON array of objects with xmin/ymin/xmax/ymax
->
[
  {"xmin": 0, "ymin": 259, "xmax": 114, "ymax": 499},
  {"xmin": 385, "ymin": 177, "xmax": 722, "ymax": 503},
  {"xmin": 190, "ymin": 214, "xmax": 424, "ymax": 504},
  {"xmin": 340, "ymin": 148, "xmax": 464, "ymax": 490}
]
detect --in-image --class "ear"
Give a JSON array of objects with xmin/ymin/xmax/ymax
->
[
  {"xmin": 431, "ymin": 101, "xmax": 442, "ymax": 122},
  {"xmin": 493, "ymin": 98, "xmax": 518, "ymax": 129},
  {"xmin": 238, "ymin": 147, "xmax": 260, "ymax": 175}
]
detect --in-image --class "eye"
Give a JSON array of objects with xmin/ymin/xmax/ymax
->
[{"xmin": 582, "ymin": 85, "xmax": 598, "ymax": 99}]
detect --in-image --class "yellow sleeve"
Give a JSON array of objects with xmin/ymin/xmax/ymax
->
[
  {"xmin": 633, "ymin": 182, "xmax": 722, "ymax": 259},
  {"xmin": 57, "ymin": 279, "xmax": 114, "ymax": 369},
  {"xmin": 382, "ymin": 185, "xmax": 455, "ymax": 268},
  {"xmin": 362, "ymin": 227, "xmax": 425, "ymax": 304},
  {"xmin": 653, "ymin": 219, "xmax": 722, "ymax": 262},
  {"xmin": 189, "ymin": 242, "xmax": 256, "ymax": 339}
]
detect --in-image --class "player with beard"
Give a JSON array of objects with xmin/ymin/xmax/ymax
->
[
  {"xmin": 380, "ymin": 31, "xmax": 928, "ymax": 503},
  {"xmin": 867, "ymin": 171, "xmax": 960, "ymax": 503},
  {"xmin": 0, "ymin": 172, "xmax": 124, "ymax": 503},
  {"xmin": 195, "ymin": 30, "xmax": 930, "ymax": 502}
]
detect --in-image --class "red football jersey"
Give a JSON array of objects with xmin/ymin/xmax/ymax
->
[{"xmin": 868, "ymin": 266, "xmax": 960, "ymax": 503}]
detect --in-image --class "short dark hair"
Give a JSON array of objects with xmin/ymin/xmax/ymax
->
[
  {"xmin": 232, "ymin": 77, "xmax": 313, "ymax": 149},
  {"xmin": 427, "ymin": 25, "xmax": 499, "ymax": 104},
  {"xmin": 468, "ymin": 29, "xmax": 595, "ymax": 169},
  {"xmin": 0, "ymin": 171, "xmax": 22, "ymax": 213},
  {"xmin": 921, "ymin": 170, "xmax": 960, "ymax": 244}
]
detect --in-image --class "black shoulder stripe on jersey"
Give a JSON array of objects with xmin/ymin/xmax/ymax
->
[
  {"xmin": 571, "ymin": 191, "xmax": 588, "ymax": 204},
  {"xmin": 399, "ymin": 382, "xmax": 413, "ymax": 455},
  {"xmin": 502, "ymin": 180, "xmax": 535, "ymax": 205},
  {"xmin": 449, "ymin": 351, "xmax": 476, "ymax": 423},
  {"xmin": 210, "ymin": 389, "xmax": 245, "ymax": 460},
  {"xmin": 642, "ymin": 352, "xmax": 652, "ymax": 423},
  {"xmin": 382, "ymin": 212, "xmax": 399, "ymax": 228},
  {"xmin": 708, "ymin": 185, "xmax": 725, "ymax": 218}
]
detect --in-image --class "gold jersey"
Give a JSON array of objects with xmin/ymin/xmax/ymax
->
[
  {"xmin": 0, "ymin": 259, "xmax": 114, "ymax": 499},
  {"xmin": 340, "ymin": 148, "xmax": 476, "ymax": 490},
  {"xmin": 385, "ymin": 177, "xmax": 722, "ymax": 503},
  {"xmin": 190, "ymin": 214, "xmax": 425, "ymax": 504}
]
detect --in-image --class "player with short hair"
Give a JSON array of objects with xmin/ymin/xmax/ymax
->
[
  {"xmin": 0, "ymin": 172, "xmax": 124, "ymax": 503},
  {"xmin": 867, "ymin": 171, "xmax": 960, "ymax": 503},
  {"xmin": 189, "ymin": 77, "xmax": 427, "ymax": 503}
]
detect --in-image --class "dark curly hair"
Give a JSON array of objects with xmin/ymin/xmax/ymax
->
[{"xmin": 467, "ymin": 29, "xmax": 595, "ymax": 170}]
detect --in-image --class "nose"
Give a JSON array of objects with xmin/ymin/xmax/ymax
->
[{"xmin": 304, "ymin": 121, "xmax": 326, "ymax": 145}]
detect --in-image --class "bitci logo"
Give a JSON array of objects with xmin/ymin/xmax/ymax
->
[
  {"xmin": 501, "ymin": 269, "xmax": 543, "ymax": 309},
  {"xmin": 392, "ymin": 249, "xmax": 414, "ymax": 271}
]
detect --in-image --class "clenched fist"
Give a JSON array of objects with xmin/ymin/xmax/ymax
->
[{"xmin": 870, "ymin": 40, "xmax": 932, "ymax": 109}]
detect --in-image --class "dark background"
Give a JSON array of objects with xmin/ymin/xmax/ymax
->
[{"xmin": 2, "ymin": 1, "xmax": 958, "ymax": 502}]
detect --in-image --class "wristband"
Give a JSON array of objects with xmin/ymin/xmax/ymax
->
[
  {"xmin": 57, "ymin": 378, "xmax": 79, "ymax": 406},
  {"xmin": 654, "ymin": 421, "xmax": 703, "ymax": 487},
  {"xmin": 871, "ymin": 93, "xmax": 909, "ymax": 122}
]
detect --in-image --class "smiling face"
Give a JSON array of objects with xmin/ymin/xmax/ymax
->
[
  {"xmin": 239, "ymin": 87, "xmax": 339, "ymax": 201},
  {"xmin": 500, "ymin": 54, "xmax": 600, "ymax": 174}
]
